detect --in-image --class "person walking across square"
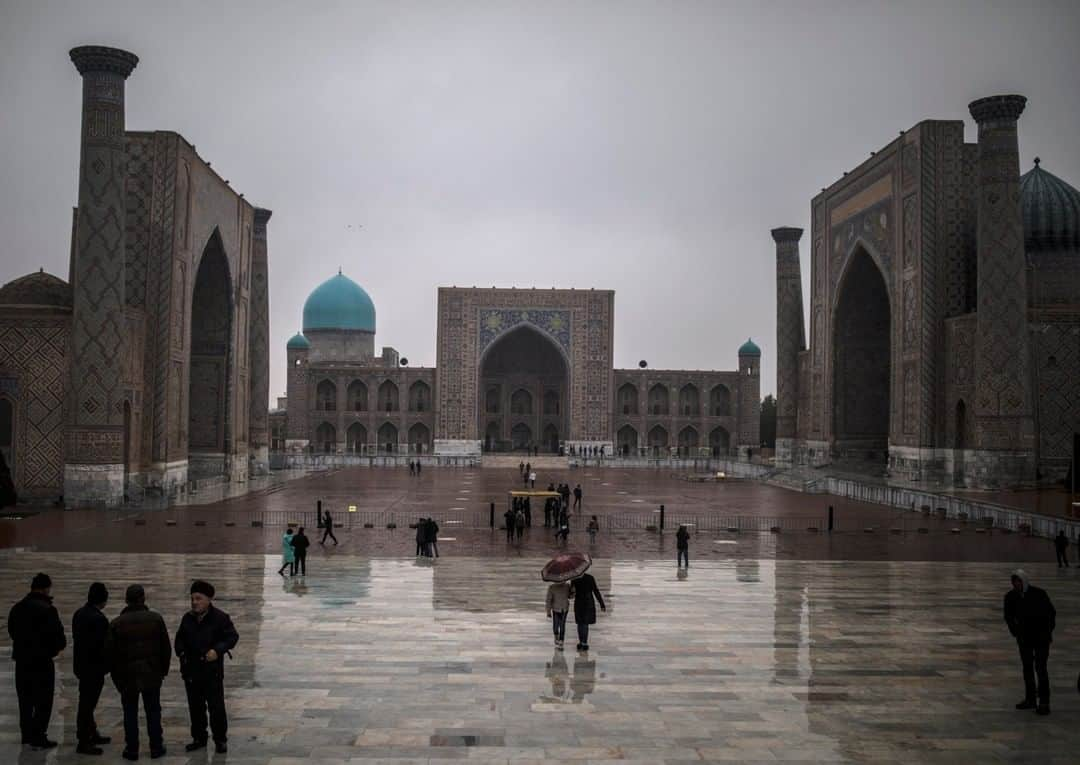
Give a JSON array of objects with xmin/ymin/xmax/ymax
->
[
  {"xmin": 573, "ymin": 484, "xmax": 583, "ymax": 510},
  {"xmin": 570, "ymin": 572, "xmax": 606, "ymax": 651},
  {"xmin": 546, "ymin": 581, "xmax": 571, "ymax": 649},
  {"xmin": 320, "ymin": 510, "xmax": 338, "ymax": 545},
  {"xmin": 105, "ymin": 584, "xmax": 171, "ymax": 760},
  {"xmin": 73, "ymin": 582, "xmax": 112, "ymax": 755},
  {"xmin": 278, "ymin": 527, "xmax": 296, "ymax": 577},
  {"xmin": 7, "ymin": 572, "xmax": 66, "ymax": 750},
  {"xmin": 1054, "ymin": 530, "xmax": 1069, "ymax": 567},
  {"xmin": 175, "ymin": 580, "xmax": 239, "ymax": 754}
]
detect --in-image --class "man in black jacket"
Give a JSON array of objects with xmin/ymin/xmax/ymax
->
[
  {"xmin": 291, "ymin": 526, "xmax": 311, "ymax": 575},
  {"xmin": 1003, "ymin": 570, "xmax": 1056, "ymax": 715},
  {"xmin": 105, "ymin": 584, "xmax": 171, "ymax": 760},
  {"xmin": 175, "ymin": 580, "xmax": 239, "ymax": 754},
  {"xmin": 72, "ymin": 582, "xmax": 112, "ymax": 755},
  {"xmin": 7, "ymin": 572, "xmax": 66, "ymax": 749}
]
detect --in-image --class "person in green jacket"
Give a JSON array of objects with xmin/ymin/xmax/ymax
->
[{"xmin": 277, "ymin": 527, "xmax": 296, "ymax": 577}]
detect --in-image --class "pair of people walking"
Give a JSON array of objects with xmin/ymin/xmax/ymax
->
[
  {"xmin": 545, "ymin": 572, "xmax": 605, "ymax": 651},
  {"xmin": 8, "ymin": 575, "xmax": 238, "ymax": 757},
  {"xmin": 279, "ymin": 526, "xmax": 311, "ymax": 576},
  {"xmin": 415, "ymin": 517, "xmax": 439, "ymax": 557}
]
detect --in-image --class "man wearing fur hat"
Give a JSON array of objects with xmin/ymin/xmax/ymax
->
[
  {"xmin": 175, "ymin": 580, "xmax": 238, "ymax": 754},
  {"xmin": 1003, "ymin": 570, "xmax": 1056, "ymax": 715}
]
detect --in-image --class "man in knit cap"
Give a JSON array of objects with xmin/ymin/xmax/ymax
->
[
  {"xmin": 175, "ymin": 580, "xmax": 238, "ymax": 754},
  {"xmin": 7, "ymin": 572, "xmax": 66, "ymax": 750},
  {"xmin": 72, "ymin": 582, "xmax": 111, "ymax": 755}
]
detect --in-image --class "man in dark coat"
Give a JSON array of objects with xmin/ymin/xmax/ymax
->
[
  {"xmin": 175, "ymin": 580, "xmax": 239, "ymax": 754},
  {"xmin": 106, "ymin": 584, "xmax": 171, "ymax": 759},
  {"xmin": 1054, "ymin": 530, "xmax": 1069, "ymax": 567},
  {"xmin": 573, "ymin": 484, "xmax": 583, "ymax": 511},
  {"xmin": 320, "ymin": 510, "xmax": 338, "ymax": 545},
  {"xmin": 72, "ymin": 582, "xmax": 112, "ymax": 755},
  {"xmin": 676, "ymin": 524, "xmax": 690, "ymax": 568},
  {"xmin": 504, "ymin": 508, "xmax": 515, "ymax": 542},
  {"xmin": 427, "ymin": 518, "xmax": 440, "ymax": 558},
  {"xmin": 7, "ymin": 572, "xmax": 66, "ymax": 749},
  {"xmin": 570, "ymin": 572, "xmax": 606, "ymax": 651},
  {"xmin": 291, "ymin": 526, "xmax": 311, "ymax": 575},
  {"xmin": 1003, "ymin": 570, "xmax": 1056, "ymax": 715}
]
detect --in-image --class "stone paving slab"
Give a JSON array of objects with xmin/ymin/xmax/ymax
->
[{"xmin": 0, "ymin": 553, "xmax": 1077, "ymax": 763}]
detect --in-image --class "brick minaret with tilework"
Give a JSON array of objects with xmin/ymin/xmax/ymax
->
[
  {"xmin": 771, "ymin": 227, "xmax": 805, "ymax": 467},
  {"xmin": 64, "ymin": 46, "xmax": 139, "ymax": 505},
  {"xmin": 967, "ymin": 95, "xmax": 1036, "ymax": 486},
  {"xmin": 248, "ymin": 208, "xmax": 272, "ymax": 474},
  {"xmin": 737, "ymin": 345, "xmax": 761, "ymax": 458}
]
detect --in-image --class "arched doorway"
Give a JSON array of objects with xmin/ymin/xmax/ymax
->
[
  {"xmin": 315, "ymin": 422, "xmax": 336, "ymax": 453},
  {"xmin": 378, "ymin": 422, "xmax": 398, "ymax": 453},
  {"xmin": 542, "ymin": 423, "xmax": 559, "ymax": 453},
  {"xmin": 346, "ymin": 422, "xmax": 367, "ymax": 453},
  {"xmin": 617, "ymin": 424, "xmax": 638, "ymax": 456},
  {"xmin": 678, "ymin": 425, "xmax": 698, "ymax": 455},
  {"xmin": 478, "ymin": 325, "xmax": 568, "ymax": 452},
  {"xmin": 511, "ymin": 422, "xmax": 532, "ymax": 451},
  {"xmin": 409, "ymin": 422, "xmax": 431, "ymax": 453},
  {"xmin": 832, "ymin": 247, "xmax": 891, "ymax": 463},
  {"xmin": 648, "ymin": 425, "xmax": 669, "ymax": 456},
  {"xmin": 709, "ymin": 426, "xmax": 730, "ymax": 457},
  {"xmin": 0, "ymin": 396, "xmax": 14, "ymax": 477},
  {"xmin": 188, "ymin": 231, "xmax": 232, "ymax": 479}
]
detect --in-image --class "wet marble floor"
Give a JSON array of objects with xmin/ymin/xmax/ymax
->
[{"xmin": 1, "ymin": 552, "xmax": 1078, "ymax": 763}]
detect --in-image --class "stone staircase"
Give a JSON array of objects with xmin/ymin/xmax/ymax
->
[
  {"xmin": 481, "ymin": 454, "xmax": 567, "ymax": 470},
  {"xmin": 764, "ymin": 466, "xmax": 828, "ymax": 493}
]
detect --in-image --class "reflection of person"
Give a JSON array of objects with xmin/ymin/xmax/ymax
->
[
  {"xmin": 175, "ymin": 580, "xmax": 239, "ymax": 754},
  {"xmin": 7, "ymin": 572, "xmax": 66, "ymax": 750},
  {"xmin": 570, "ymin": 573, "xmax": 606, "ymax": 651},
  {"xmin": 544, "ymin": 649, "xmax": 569, "ymax": 701},
  {"xmin": 571, "ymin": 655, "xmax": 596, "ymax": 703},
  {"xmin": 1003, "ymin": 570, "xmax": 1055, "ymax": 716}
]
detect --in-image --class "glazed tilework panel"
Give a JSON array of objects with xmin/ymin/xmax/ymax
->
[
  {"xmin": 0, "ymin": 554, "xmax": 1077, "ymax": 763},
  {"xmin": 479, "ymin": 309, "xmax": 571, "ymax": 356}
]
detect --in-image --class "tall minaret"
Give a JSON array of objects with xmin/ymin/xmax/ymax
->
[
  {"xmin": 771, "ymin": 227, "xmax": 805, "ymax": 467},
  {"xmin": 967, "ymin": 95, "xmax": 1036, "ymax": 486},
  {"xmin": 65, "ymin": 46, "xmax": 139, "ymax": 506},
  {"xmin": 248, "ymin": 208, "xmax": 272, "ymax": 475}
]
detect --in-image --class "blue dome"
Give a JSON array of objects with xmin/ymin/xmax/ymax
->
[
  {"xmin": 286, "ymin": 332, "xmax": 311, "ymax": 350},
  {"xmin": 302, "ymin": 272, "xmax": 376, "ymax": 333},
  {"xmin": 738, "ymin": 338, "xmax": 761, "ymax": 357}
]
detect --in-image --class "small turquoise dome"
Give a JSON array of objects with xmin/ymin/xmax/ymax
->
[
  {"xmin": 738, "ymin": 338, "xmax": 761, "ymax": 357},
  {"xmin": 287, "ymin": 332, "xmax": 311, "ymax": 350},
  {"xmin": 302, "ymin": 272, "xmax": 376, "ymax": 333}
]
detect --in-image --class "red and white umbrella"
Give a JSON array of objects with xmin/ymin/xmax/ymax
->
[{"xmin": 541, "ymin": 552, "xmax": 592, "ymax": 582}]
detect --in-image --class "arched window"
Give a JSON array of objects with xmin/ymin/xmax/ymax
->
[
  {"xmin": 511, "ymin": 389, "xmax": 532, "ymax": 415},
  {"xmin": 379, "ymin": 380, "xmax": 399, "ymax": 412},
  {"xmin": 678, "ymin": 426, "xmax": 699, "ymax": 449},
  {"xmin": 346, "ymin": 423, "xmax": 367, "ymax": 453},
  {"xmin": 347, "ymin": 380, "xmax": 368, "ymax": 412},
  {"xmin": 648, "ymin": 384, "xmax": 669, "ymax": 416},
  {"xmin": 408, "ymin": 422, "xmax": 431, "ymax": 453},
  {"xmin": 408, "ymin": 381, "xmax": 431, "ymax": 412},
  {"xmin": 617, "ymin": 383, "xmax": 638, "ymax": 415},
  {"xmin": 316, "ymin": 380, "xmax": 337, "ymax": 411},
  {"xmin": 0, "ymin": 396, "xmax": 14, "ymax": 472},
  {"xmin": 315, "ymin": 422, "xmax": 336, "ymax": 453},
  {"xmin": 543, "ymin": 390, "xmax": 560, "ymax": 415},
  {"xmin": 710, "ymin": 384, "xmax": 731, "ymax": 416},
  {"xmin": 648, "ymin": 425, "xmax": 669, "ymax": 449},
  {"xmin": 485, "ymin": 386, "xmax": 500, "ymax": 414},
  {"xmin": 542, "ymin": 423, "xmax": 559, "ymax": 452},
  {"xmin": 378, "ymin": 422, "xmax": 398, "ymax": 453},
  {"xmin": 511, "ymin": 422, "xmax": 532, "ymax": 450},
  {"xmin": 679, "ymin": 384, "xmax": 699, "ymax": 416}
]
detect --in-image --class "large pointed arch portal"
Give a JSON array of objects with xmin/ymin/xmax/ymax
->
[
  {"xmin": 832, "ymin": 246, "xmax": 891, "ymax": 462},
  {"xmin": 478, "ymin": 324, "xmax": 568, "ymax": 452},
  {"xmin": 188, "ymin": 230, "xmax": 233, "ymax": 479}
]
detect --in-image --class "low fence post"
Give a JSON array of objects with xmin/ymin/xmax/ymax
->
[
  {"xmin": 489, "ymin": 502, "xmax": 495, "ymax": 529},
  {"xmin": 659, "ymin": 504, "xmax": 665, "ymax": 532},
  {"xmin": 828, "ymin": 505, "xmax": 834, "ymax": 533}
]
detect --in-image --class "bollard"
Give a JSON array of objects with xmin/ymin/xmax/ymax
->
[
  {"xmin": 828, "ymin": 506, "xmax": 834, "ymax": 533},
  {"xmin": 659, "ymin": 504, "xmax": 665, "ymax": 531},
  {"xmin": 489, "ymin": 502, "xmax": 495, "ymax": 529}
]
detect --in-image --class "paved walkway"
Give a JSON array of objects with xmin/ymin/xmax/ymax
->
[{"xmin": 0, "ymin": 553, "xmax": 1076, "ymax": 763}]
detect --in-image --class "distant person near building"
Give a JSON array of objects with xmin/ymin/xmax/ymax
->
[{"xmin": 1054, "ymin": 530, "xmax": 1069, "ymax": 567}]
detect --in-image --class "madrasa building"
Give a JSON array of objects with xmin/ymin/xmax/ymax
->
[
  {"xmin": 0, "ymin": 46, "xmax": 272, "ymax": 506},
  {"xmin": 772, "ymin": 94, "xmax": 1080, "ymax": 488},
  {"xmin": 270, "ymin": 281, "xmax": 761, "ymax": 461}
]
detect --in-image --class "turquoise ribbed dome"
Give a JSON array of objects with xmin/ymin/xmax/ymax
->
[
  {"xmin": 286, "ymin": 332, "xmax": 311, "ymax": 350},
  {"xmin": 738, "ymin": 338, "xmax": 761, "ymax": 357},
  {"xmin": 1020, "ymin": 158, "xmax": 1080, "ymax": 253},
  {"xmin": 302, "ymin": 272, "xmax": 376, "ymax": 333}
]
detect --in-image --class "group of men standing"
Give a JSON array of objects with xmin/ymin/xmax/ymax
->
[
  {"xmin": 415, "ymin": 517, "xmax": 440, "ymax": 556},
  {"xmin": 7, "ymin": 574, "xmax": 238, "ymax": 758}
]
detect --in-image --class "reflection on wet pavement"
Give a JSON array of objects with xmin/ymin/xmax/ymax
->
[{"xmin": 0, "ymin": 552, "xmax": 1077, "ymax": 763}]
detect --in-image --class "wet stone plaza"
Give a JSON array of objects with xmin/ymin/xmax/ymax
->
[{"xmin": 1, "ymin": 470, "xmax": 1078, "ymax": 763}]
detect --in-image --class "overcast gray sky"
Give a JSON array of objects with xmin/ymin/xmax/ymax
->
[{"xmin": 2, "ymin": 0, "xmax": 1078, "ymax": 403}]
